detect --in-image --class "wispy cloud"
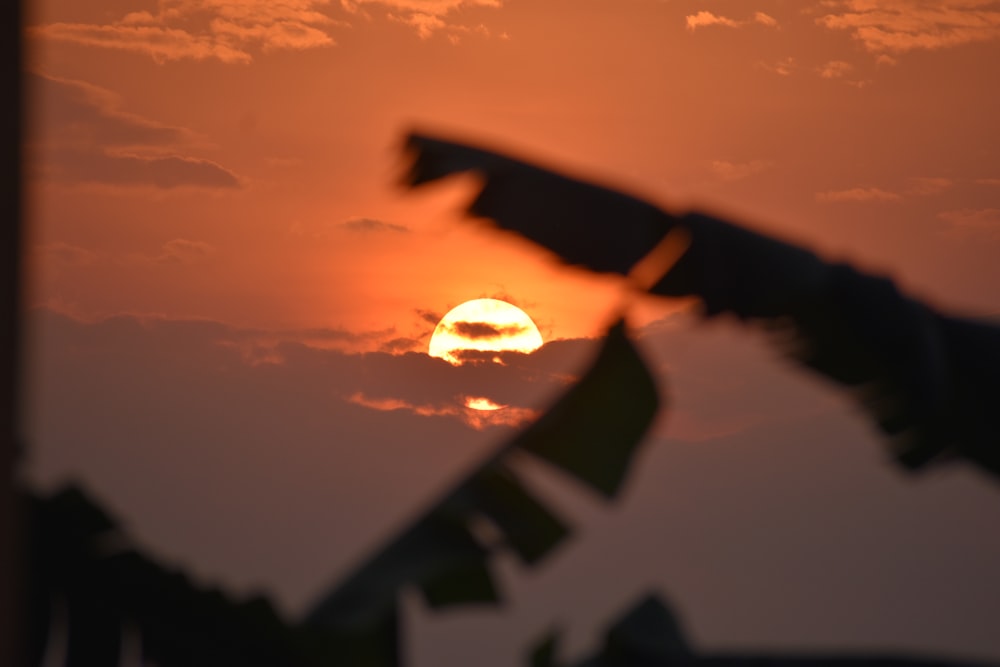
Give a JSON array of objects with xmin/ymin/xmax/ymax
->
[
  {"xmin": 337, "ymin": 217, "xmax": 410, "ymax": 233},
  {"xmin": 31, "ymin": 0, "xmax": 340, "ymax": 64},
  {"xmin": 686, "ymin": 10, "xmax": 779, "ymax": 31},
  {"xmin": 753, "ymin": 11, "xmax": 779, "ymax": 28},
  {"xmin": 816, "ymin": 186, "xmax": 902, "ymax": 202},
  {"xmin": 445, "ymin": 320, "xmax": 528, "ymax": 340},
  {"xmin": 152, "ymin": 239, "xmax": 217, "ymax": 264},
  {"xmin": 390, "ymin": 12, "xmax": 447, "ymax": 38},
  {"xmin": 342, "ymin": 0, "xmax": 500, "ymax": 11},
  {"xmin": 975, "ymin": 178, "xmax": 1000, "ymax": 186},
  {"xmin": 816, "ymin": 177, "xmax": 951, "ymax": 203},
  {"xmin": 758, "ymin": 57, "xmax": 797, "ymax": 76},
  {"xmin": 709, "ymin": 159, "xmax": 773, "ymax": 182},
  {"xmin": 818, "ymin": 59, "xmax": 853, "ymax": 78},
  {"xmin": 815, "ymin": 59, "xmax": 871, "ymax": 86},
  {"xmin": 37, "ymin": 242, "xmax": 101, "ymax": 268},
  {"xmin": 344, "ymin": 0, "xmax": 501, "ymax": 39},
  {"xmin": 938, "ymin": 208, "xmax": 1000, "ymax": 236},
  {"xmin": 817, "ymin": 0, "xmax": 1000, "ymax": 55},
  {"xmin": 417, "ymin": 308, "xmax": 443, "ymax": 325},
  {"xmin": 32, "ymin": 72, "xmax": 186, "ymax": 148},
  {"xmin": 347, "ymin": 391, "xmax": 536, "ymax": 429},
  {"xmin": 40, "ymin": 239, "xmax": 218, "ymax": 274},
  {"xmin": 686, "ymin": 11, "xmax": 741, "ymax": 30},
  {"xmin": 31, "ymin": 73, "xmax": 242, "ymax": 190},
  {"xmin": 52, "ymin": 150, "xmax": 241, "ymax": 189},
  {"xmin": 907, "ymin": 176, "xmax": 953, "ymax": 195}
]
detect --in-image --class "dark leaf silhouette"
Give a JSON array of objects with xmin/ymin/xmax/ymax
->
[
  {"xmin": 306, "ymin": 514, "xmax": 497, "ymax": 629},
  {"xmin": 27, "ymin": 322, "xmax": 660, "ymax": 667},
  {"xmin": 27, "ymin": 485, "xmax": 343, "ymax": 667},
  {"xmin": 461, "ymin": 464, "xmax": 570, "ymax": 566},
  {"xmin": 591, "ymin": 594, "xmax": 692, "ymax": 666},
  {"xmin": 402, "ymin": 130, "xmax": 1000, "ymax": 475},
  {"xmin": 559, "ymin": 593, "xmax": 991, "ymax": 667},
  {"xmin": 305, "ymin": 319, "xmax": 660, "ymax": 664},
  {"xmin": 510, "ymin": 320, "xmax": 660, "ymax": 498},
  {"xmin": 403, "ymin": 133, "xmax": 672, "ymax": 275},
  {"xmin": 528, "ymin": 630, "xmax": 561, "ymax": 667}
]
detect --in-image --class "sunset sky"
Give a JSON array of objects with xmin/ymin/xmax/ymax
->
[{"xmin": 21, "ymin": 1, "xmax": 1000, "ymax": 665}]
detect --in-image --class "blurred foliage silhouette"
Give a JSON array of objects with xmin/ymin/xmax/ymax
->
[
  {"xmin": 24, "ymin": 130, "xmax": 1000, "ymax": 666},
  {"xmin": 29, "ymin": 322, "xmax": 662, "ymax": 666},
  {"xmin": 403, "ymin": 131, "xmax": 1000, "ymax": 476}
]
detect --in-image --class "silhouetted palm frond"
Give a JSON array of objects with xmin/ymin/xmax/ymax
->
[
  {"xmin": 402, "ymin": 131, "xmax": 1000, "ymax": 475},
  {"xmin": 306, "ymin": 321, "xmax": 661, "ymax": 662}
]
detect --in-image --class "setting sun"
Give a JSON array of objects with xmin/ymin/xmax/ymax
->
[{"xmin": 428, "ymin": 298, "xmax": 544, "ymax": 366}]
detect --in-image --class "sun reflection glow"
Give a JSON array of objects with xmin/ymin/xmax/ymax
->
[{"xmin": 464, "ymin": 396, "xmax": 505, "ymax": 411}]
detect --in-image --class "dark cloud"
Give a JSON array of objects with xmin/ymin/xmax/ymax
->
[
  {"xmin": 29, "ymin": 72, "xmax": 242, "ymax": 190},
  {"xmin": 26, "ymin": 308, "xmax": 1000, "ymax": 666},
  {"xmin": 337, "ymin": 217, "xmax": 409, "ymax": 233},
  {"xmin": 379, "ymin": 336, "xmax": 421, "ymax": 354},
  {"xmin": 37, "ymin": 242, "xmax": 100, "ymax": 268},
  {"xmin": 51, "ymin": 149, "xmax": 241, "ymax": 190},
  {"xmin": 29, "ymin": 309, "xmax": 580, "ymax": 432},
  {"xmin": 289, "ymin": 325, "xmax": 395, "ymax": 344},
  {"xmin": 26, "ymin": 308, "xmax": 507, "ymax": 617},
  {"xmin": 450, "ymin": 349, "xmax": 505, "ymax": 365},
  {"xmin": 151, "ymin": 239, "xmax": 216, "ymax": 264},
  {"xmin": 416, "ymin": 309, "xmax": 442, "ymax": 326},
  {"xmin": 447, "ymin": 320, "xmax": 528, "ymax": 340},
  {"xmin": 29, "ymin": 72, "xmax": 185, "ymax": 148}
]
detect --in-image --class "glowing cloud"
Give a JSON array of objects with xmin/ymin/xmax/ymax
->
[
  {"xmin": 819, "ymin": 60, "xmax": 853, "ymax": 78},
  {"xmin": 754, "ymin": 12, "xmax": 779, "ymax": 28},
  {"xmin": 686, "ymin": 10, "xmax": 779, "ymax": 31},
  {"xmin": 818, "ymin": 0, "xmax": 1000, "ymax": 55},
  {"xmin": 758, "ymin": 57, "xmax": 797, "ymax": 76},
  {"xmin": 347, "ymin": 390, "xmax": 537, "ymax": 429},
  {"xmin": 342, "ymin": 0, "xmax": 501, "ymax": 14},
  {"xmin": 686, "ymin": 11, "xmax": 741, "ymax": 30},
  {"xmin": 32, "ymin": 0, "xmax": 340, "ymax": 63},
  {"xmin": 816, "ymin": 187, "xmax": 902, "ymax": 202},
  {"xmin": 343, "ymin": 0, "xmax": 501, "ymax": 38}
]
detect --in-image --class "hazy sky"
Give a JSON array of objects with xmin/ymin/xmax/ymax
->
[{"xmin": 21, "ymin": 1, "xmax": 1000, "ymax": 665}]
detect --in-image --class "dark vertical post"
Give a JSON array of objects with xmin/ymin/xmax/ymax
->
[{"xmin": 1, "ymin": 1, "xmax": 24, "ymax": 665}]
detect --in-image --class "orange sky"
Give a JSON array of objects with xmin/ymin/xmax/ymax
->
[
  {"xmin": 21, "ymin": 2, "xmax": 1000, "ymax": 665},
  {"xmin": 25, "ymin": 0, "xmax": 1000, "ymax": 342}
]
